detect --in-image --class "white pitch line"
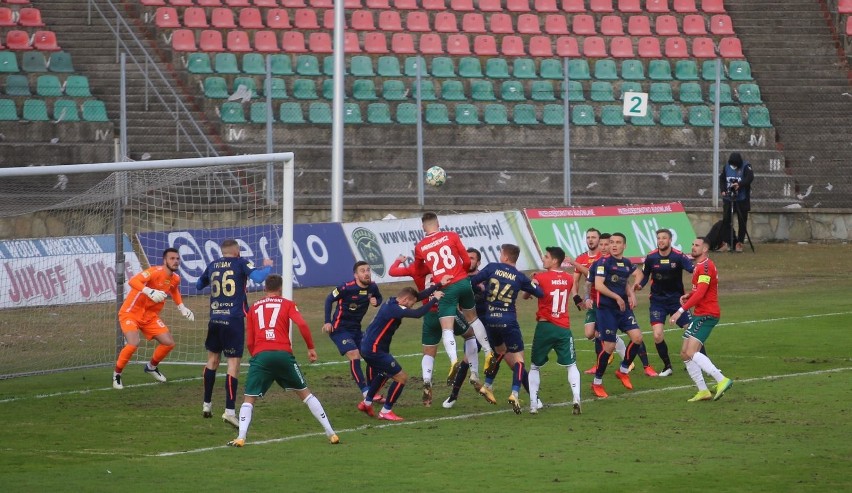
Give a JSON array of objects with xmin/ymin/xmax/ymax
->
[{"xmin": 153, "ymin": 366, "xmax": 852, "ymax": 457}]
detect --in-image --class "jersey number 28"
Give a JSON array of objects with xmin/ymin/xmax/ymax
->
[{"xmin": 426, "ymin": 245, "xmax": 457, "ymax": 276}]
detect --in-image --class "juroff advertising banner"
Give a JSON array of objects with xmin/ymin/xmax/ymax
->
[{"xmin": 524, "ymin": 202, "xmax": 697, "ymax": 262}]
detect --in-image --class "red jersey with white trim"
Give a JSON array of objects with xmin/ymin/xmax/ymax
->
[
  {"xmin": 682, "ymin": 258, "xmax": 720, "ymax": 318},
  {"xmin": 414, "ymin": 230, "xmax": 471, "ymax": 286},
  {"xmin": 388, "ymin": 256, "xmax": 438, "ymax": 311},
  {"xmin": 575, "ymin": 251, "xmax": 601, "ymax": 299},
  {"xmin": 120, "ymin": 266, "xmax": 183, "ymax": 320},
  {"xmin": 533, "ymin": 269, "xmax": 574, "ymax": 328},
  {"xmin": 246, "ymin": 295, "xmax": 314, "ymax": 356}
]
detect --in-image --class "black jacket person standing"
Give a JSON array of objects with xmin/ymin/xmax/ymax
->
[{"xmin": 718, "ymin": 152, "xmax": 754, "ymax": 252}]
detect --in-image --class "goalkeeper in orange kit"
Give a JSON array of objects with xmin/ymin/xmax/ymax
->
[{"xmin": 112, "ymin": 248, "xmax": 195, "ymax": 389}]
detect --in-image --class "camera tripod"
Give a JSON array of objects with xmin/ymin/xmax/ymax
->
[{"xmin": 727, "ymin": 199, "xmax": 754, "ymax": 253}]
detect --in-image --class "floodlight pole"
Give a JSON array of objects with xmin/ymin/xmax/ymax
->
[
  {"xmin": 711, "ymin": 57, "xmax": 722, "ymax": 209},
  {"xmin": 563, "ymin": 57, "xmax": 572, "ymax": 206},
  {"xmin": 330, "ymin": 0, "xmax": 345, "ymax": 222},
  {"xmin": 416, "ymin": 56, "xmax": 425, "ymax": 206}
]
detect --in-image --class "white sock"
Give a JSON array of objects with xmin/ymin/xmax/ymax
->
[
  {"xmin": 421, "ymin": 354, "xmax": 434, "ymax": 385},
  {"xmin": 237, "ymin": 402, "xmax": 253, "ymax": 440},
  {"xmin": 567, "ymin": 364, "xmax": 581, "ymax": 402},
  {"xmin": 684, "ymin": 359, "xmax": 708, "ymax": 391},
  {"xmin": 469, "ymin": 318, "xmax": 492, "ymax": 354},
  {"xmin": 303, "ymin": 394, "xmax": 335, "ymax": 436},
  {"xmin": 225, "ymin": 408, "xmax": 236, "ymax": 417},
  {"xmin": 528, "ymin": 365, "xmax": 541, "ymax": 409},
  {"xmin": 441, "ymin": 330, "xmax": 458, "ymax": 364},
  {"xmin": 615, "ymin": 337, "xmax": 626, "ymax": 359},
  {"xmin": 691, "ymin": 352, "xmax": 725, "ymax": 382},
  {"xmin": 464, "ymin": 338, "xmax": 479, "ymax": 375}
]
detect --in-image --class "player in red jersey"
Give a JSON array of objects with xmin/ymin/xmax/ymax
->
[
  {"xmin": 670, "ymin": 237, "xmax": 733, "ymax": 402},
  {"xmin": 527, "ymin": 246, "xmax": 582, "ymax": 415}
]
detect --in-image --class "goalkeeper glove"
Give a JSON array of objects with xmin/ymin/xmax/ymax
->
[
  {"xmin": 143, "ymin": 287, "xmax": 167, "ymax": 303},
  {"xmin": 177, "ymin": 303, "xmax": 194, "ymax": 322}
]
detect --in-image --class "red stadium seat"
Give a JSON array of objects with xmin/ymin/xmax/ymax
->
[
  {"xmin": 406, "ymin": 12, "xmax": 430, "ymax": 32},
  {"xmin": 646, "ymin": 0, "xmax": 668, "ymax": 13},
  {"xmin": 562, "ymin": 0, "xmax": 585, "ymax": 12},
  {"xmin": 226, "ymin": 0, "xmax": 251, "ymax": 6},
  {"xmin": 701, "ymin": 0, "xmax": 726, "ymax": 13},
  {"xmin": 33, "ymin": 31, "xmax": 61, "ymax": 50},
  {"xmin": 627, "ymin": 15, "xmax": 651, "ymax": 35},
  {"xmin": 394, "ymin": 0, "xmax": 418, "ymax": 9},
  {"xmin": 528, "ymin": 35, "xmax": 553, "ymax": 56},
  {"xmin": 544, "ymin": 14, "xmax": 569, "ymax": 34},
  {"xmin": 692, "ymin": 37, "xmax": 716, "ymax": 58},
  {"xmin": 351, "ymin": 10, "xmax": 375, "ymax": 30},
  {"xmin": 211, "ymin": 8, "xmax": 237, "ymax": 28},
  {"xmin": 344, "ymin": 32, "xmax": 362, "ymax": 53},
  {"xmin": 199, "ymin": 30, "xmax": 225, "ymax": 52},
  {"xmin": 154, "ymin": 7, "xmax": 181, "ymax": 28},
  {"xmin": 501, "ymin": 35, "xmax": 525, "ymax": 55},
  {"xmin": 198, "ymin": 0, "xmax": 223, "ymax": 5},
  {"xmin": 254, "ymin": 31, "xmax": 279, "ymax": 52},
  {"xmin": 451, "ymin": 0, "xmax": 475, "ymax": 10},
  {"xmin": 490, "ymin": 13, "xmax": 514, "ymax": 33},
  {"xmin": 253, "ymin": 0, "xmax": 278, "ymax": 7},
  {"xmin": 610, "ymin": 36, "xmax": 634, "ymax": 57},
  {"xmin": 391, "ymin": 32, "xmax": 416, "ymax": 53},
  {"xmin": 345, "ymin": 0, "xmax": 363, "ymax": 7},
  {"xmin": 673, "ymin": 0, "xmax": 697, "ymax": 12},
  {"xmin": 479, "ymin": 0, "xmax": 502, "ymax": 12},
  {"xmin": 379, "ymin": 11, "xmax": 403, "ymax": 31},
  {"xmin": 556, "ymin": 36, "xmax": 579, "ymax": 56},
  {"xmin": 600, "ymin": 15, "xmax": 624, "ymax": 35},
  {"xmin": 719, "ymin": 37, "xmax": 744, "ymax": 58},
  {"xmin": 572, "ymin": 15, "xmax": 596, "ymax": 35},
  {"xmin": 0, "ymin": 8, "xmax": 14, "ymax": 27},
  {"xmin": 266, "ymin": 9, "xmax": 291, "ymax": 29},
  {"xmin": 239, "ymin": 8, "xmax": 265, "ymax": 29},
  {"xmin": 306, "ymin": 32, "xmax": 330, "ymax": 52},
  {"xmin": 435, "ymin": 12, "xmax": 459, "ymax": 32},
  {"xmin": 294, "ymin": 9, "xmax": 319, "ymax": 29},
  {"xmin": 168, "ymin": 0, "xmax": 193, "ymax": 6},
  {"xmin": 141, "ymin": 0, "xmax": 167, "ymax": 5},
  {"xmin": 446, "ymin": 34, "xmax": 471, "ymax": 54},
  {"xmin": 367, "ymin": 0, "xmax": 391, "ymax": 7},
  {"xmin": 709, "ymin": 14, "xmax": 734, "ymax": 35},
  {"xmin": 535, "ymin": 0, "xmax": 559, "ymax": 12},
  {"xmin": 582, "ymin": 36, "xmax": 607, "ymax": 57},
  {"xmin": 184, "ymin": 7, "xmax": 209, "ymax": 28},
  {"xmin": 590, "ymin": 0, "xmax": 614, "ymax": 12},
  {"xmin": 618, "ymin": 0, "xmax": 641, "ymax": 12},
  {"xmin": 419, "ymin": 33, "xmax": 444, "ymax": 54},
  {"xmin": 171, "ymin": 29, "xmax": 197, "ymax": 51},
  {"xmin": 310, "ymin": 0, "xmax": 332, "ymax": 6},
  {"xmin": 17, "ymin": 7, "xmax": 44, "ymax": 27},
  {"xmin": 473, "ymin": 34, "xmax": 498, "ymax": 55},
  {"xmin": 507, "ymin": 0, "xmax": 531, "ymax": 12},
  {"xmin": 323, "ymin": 10, "xmax": 337, "ymax": 29},
  {"xmin": 637, "ymin": 36, "xmax": 661, "ymax": 57},
  {"xmin": 226, "ymin": 31, "xmax": 252, "ymax": 52},
  {"xmin": 683, "ymin": 14, "xmax": 707, "ymax": 35},
  {"xmin": 283, "ymin": 31, "xmax": 308, "ymax": 52},
  {"xmin": 847, "ymin": 17, "xmax": 852, "ymax": 36},
  {"xmin": 655, "ymin": 15, "xmax": 679, "ymax": 35},
  {"xmin": 422, "ymin": 0, "xmax": 447, "ymax": 10},
  {"xmin": 462, "ymin": 13, "xmax": 486, "ymax": 33},
  {"xmin": 364, "ymin": 32, "xmax": 389, "ymax": 53},
  {"xmin": 517, "ymin": 14, "xmax": 541, "ymax": 34},
  {"xmin": 664, "ymin": 37, "xmax": 688, "ymax": 57},
  {"xmin": 281, "ymin": 0, "xmax": 307, "ymax": 6}
]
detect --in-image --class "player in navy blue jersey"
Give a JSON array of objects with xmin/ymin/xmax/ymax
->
[
  {"xmin": 591, "ymin": 233, "xmax": 647, "ymax": 398},
  {"xmin": 196, "ymin": 239, "xmax": 273, "ymax": 426},
  {"xmin": 357, "ymin": 283, "xmax": 446, "ymax": 421},
  {"xmin": 635, "ymin": 229, "xmax": 695, "ymax": 377},
  {"xmin": 470, "ymin": 244, "xmax": 544, "ymax": 414},
  {"xmin": 322, "ymin": 261, "xmax": 383, "ymax": 399}
]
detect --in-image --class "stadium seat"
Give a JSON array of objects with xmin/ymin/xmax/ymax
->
[
  {"xmin": 563, "ymin": 79, "xmax": 584, "ymax": 101},
  {"xmin": 23, "ymin": 99, "xmax": 49, "ymax": 121},
  {"xmin": 621, "ymin": 59, "xmax": 645, "ymax": 80},
  {"xmin": 659, "ymin": 104, "xmax": 684, "ymax": 126},
  {"xmin": 646, "ymin": 0, "xmax": 669, "ymax": 13},
  {"xmin": 490, "ymin": 13, "xmax": 514, "ymax": 34},
  {"xmin": 381, "ymin": 80, "xmax": 407, "ymax": 100},
  {"xmin": 630, "ymin": 109, "xmax": 655, "ymax": 125},
  {"xmin": 22, "ymin": 52, "xmax": 47, "ymax": 72},
  {"xmin": 728, "ymin": 60, "xmax": 753, "ymax": 81},
  {"xmin": 377, "ymin": 56, "xmax": 402, "ymax": 77},
  {"xmin": 344, "ymin": 32, "xmax": 362, "ymax": 53},
  {"xmin": 709, "ymin": 82, "xmax": 733, "ymax": 104},
  {"xmin": 513, "ymin": 104, "xmax": 538, "ymax": 124},
  {"xmin": 364, "ymin": 33, "xmax": 389, "ymax": 54},
  {"xmin": 248, "ymin": 102, "xmax": 268, "ymax": 123},
  {"xmin": 655, "ymin": 15, "xmax": 679, "ymax": 36},
  {"xmin": 292, "ymin": 79, "xmax": 318, "ymax": 99},
  {"xmin": 423, "ymin": 0, "xmax": 447, "ymax": 9},
  {"xmin": 618, "ymin": 0, "xmax": 642, "ymax": 13},
  {"xmin": 552, "ymin": 36, "xmax": 577, "ymax": 57},
  {"xmin": 508, "ymin": 0, "xmax": 531, "ymax": 11},
  {"xmin": 683, "ymin": 14, "xmax": 707, "ymax": 35},
  {"xmin": 688, "ymin": 105, "xmax": 712, "ymax": 126},
  {"xmin": 435, "ymin": 12, "xmax": 459, "ymax": 32},
  {"xmin": 679, "ymin": 82, "xmax": 703, "ymax": 103},
  {"xmin": 649, "ymin": 82, "xmax": 674, "ymax": 102},
  {"xmin": 701, "ymin": 59, "xmax": 726, "ymax": 81},
  {"xmin": 518, "ymin": 14, "xmax": 541, "ymax": 34},
  {"xmin": 534, "ymin": 0, "xmax": 558, "ymax": 11},
  {"xmin": 266, "ymin": 9, "xmax": 291, "ymax": 28},
  {"xmin": 321, "ymin": 79, "xmax": 333, "ymax": 99},
  {"xmin": 412, "ymin": 79, "xmax": 437, "ymax": 99},
  {"xmin": 627, "ymin": 15, "xmax": 651, "ymax": 36},
  {"xmin": 141, "ymin": 0, "xmax": 167, "ymax": 4},
  {"xmin": 737, "ymin": 83, "xmax": 762, "ymax": 104},
  {"xmin": 367, "ymin": 102, "xmax": 393, "ymax": 124},
  {"xmin": 458, "ymin": 56, "xmax": 483, "ymax": 77},
  {"xmin": 0, "ymin": 52, "xmax": 20, "ymax": 73},
  {"xmin": 228, "ymin": 30, "xmax": 254, "ymax": 53},
  {"xmin": 351, "ymin": 55, "xmax": 375, "ymax": 76},
  {"xmin": 530, "ymin": 80, "xmax": 556, "ymax": 101},
  {"xmin": 407, "ymin": 11, "xmax": 430, "ymax": 31},
  {"xmin": 280, "ymin": 102, "xmax": 305, "ymax": 123},
  {"xmin": 53, "ymin": 99, "xmax": 80, "ymax": 122},
  {"xmin": 719, "ymin": 106, "xmax": 743, "ymax": 127},
  {"xmin": 183, "ymin": 7, "xmax": 209, "ymax": 28},
  {"xmin": 539, "ymin": 58, "xmax": 562, "ymax": 79},
  {"xmin": 572, "ymin": 104, "xmax": 595, "ymax": 125},
  {"xmin": 664, "ymin": 37, "xmax": 689, "ymax": 58},
  {"xmin": 600, "ymin": 105, "xmax": 625, "ymax": 125},
  {"xmin": 379, "ymin": 11, "xmax": 403, "ymax": 30},
  {"xmin": 470, "ymin": 80, "xmax": 496, "ymax": 101},
  {"xmin": 501, "ymin": 36, "xmax": 525, "ymax": 56},
  {"xmin": 211, "ymin": 8, "xmax": 237, "ymax": 28},
  {"xmin": 172, "ymin": 30, "xmax": 198, "ymax": 51},
  {"xmin": 155, "ymin": 7, "xmax": 181, "ymax": 28},
  {"xmin": 265, "ymin": 78, "xmax": 287, "ymax": 98},
  {"xmin": 529, "ymin": 36, "xmax": 554, "ymax": 56},
  {"xmin": 6, "ymin": 30, "xmax": 32, "ymax": 50},
  {"xmin": 321, "ymin": 10, "xmax": 338, "ymax": 29},
  {"xmin": 295, "ymin": 55, "xmax": 321, "ymax": 75},
  {"xmin": 648, "ymin": 59, "xmax": 672, "ymax": 80},
  {"xmin": 425, "ymin": 103, "xmax": 451, "ymax": 124},
  {"xmin": 673, "ymin": 0, "xmax": 697, "ymax": 12},
  {"xmin": 485, "ymin": 57, "xmax": 510, "ymax": 78},
  {"xmin": 582, "ymin": 37, "xmax": 607, "ymax": 57},
  {"xmin": 610, "ymin": 37, "xmax": 635, "ymax": 58},
  {"xmin": 637, "ymin": 37, "xmax": 662, "ymax": 57},
  {"xmin": 462, "ymin": 13, "xmax": 486, "ymax": 33},
  {"xmin": 747, "ymin": 106, "xmax": 771, "ymax": 127},
  {"xmin": 254, "ymin": 31, "xmax": 279, "ymax": 53},
  {"xmin": 394, "ymin": 0, "xmax": 419, "ymax": 9},
  {"xmin": 0, "ymin": 8, "xmax": 14, "ymax": 27},
  {"xmin": 254, "ymin": 0, "xmax": 278, "ymax": 7},
  {"xmin": 451, "ymin": 0, "xmax": 475, "ymax": 11},
  {"xmin": 719, "ymin": 37, "xmax": 744, "ymax": 58},
  {"xmin": 621, "ymin": 82, "xmax": 644, "ymax": 98},
  {"xmin": 199, "ymin": 30, "xmax": 225, "ymax": 52},
  {"xmin": 395, "ymin": 102, "xmax": 418, "ymax": 124},
  {"xmin": 270, "ymin": 54, "xmax": 293, "ymax": 75},
  {"xmin": 567, "ymin": 58, "xmax": 591, "ymax": 79},
  {"xmin": 483, "ymin": 103, "xmax": 509, "ymax": 124},
  {"xmin": 473, "ymin": 35, "xmax": 498, "ymax": 55},
  {"xmin": 232, "ymin": 76, "xmax": 258, "ymax": 98},
  {"xmin": 446, "ymin": 34, "xmax": 471, "ymax": 55},
  {"xmin": 590, "ymin": 81, "xmax": 615, "ymax": 101},
  {"xmin": 0, "ymin": 99, "xmax": 18, "ymax": 120},
  {"xmin": 594, "ymin": 59, "xmax": 618, "ymax": 80},
  {"xmin": 431, "ymin": 57, "xmax": 456, "ymax": 77},
  {"xmin": 353, "ymin": 79, "xmax": 378, "ymax": 100},
  {"xmin": 692, "ymin": 37, "xmax": 716, "ymax": 58},
  {"xmin": 513, "ymin": 58, "xmax": 537, "ymax": 79},
  {"xmin": 214, "ymin": 53, "xmax": 239, "ymax": 74},
  {"xmin": 675, "ymin": 60, "xmax": 699, "ymax": 80},
  {"xmin": 306, "ymin": 32, "xmax": 330, "ymax": 53},
  {"xmin": 701, "ymin": 0, "xmax": 726, "ymax": 14},
  {"xmin": 544, "ymin": 15, "xmax": 569, "ymax": 35},
  {"xmin": 5, "ymin": 74, "xmax": 30, "ymax": 96},
  {"xmin": 321, "ymin": 56, "xmax": 338, "ymax": 76},
  {"xmin": 562, "ymin": 0, "xmax": 585, "ymax": 12},
  {"xmin": 47, "ymin": 52, "xmax": 74, "ymax": 73},
  {"xmin": 227, "ymin": 0, "xmax": 252, "ymax": 7},
  {"xmin": 501, "ymin": 80, "xmax": 526, "ymax": 101},
  {"xmin": 197, "ymin": 0, "xmax": 223, "ymax": 5},
  {"xmin": 391, "ymin": 33, "xmax": 416, "ymax": 54},
  {"xmin": 572, "ymin": 15, "xmax": 596, "ymax": 35},
  {"xmin": 542, "ymin": 104, "xmax": 564, "ymax": 125},
  {"xmin": 847, "ymin": 16, "xmax": 852, "ymax": 35},
  {"xmin": 601, "ymin": 16, "xmax": 624, "ymax": 35},
  {"xmin": 294, "ymin": 10, "xmax": 319, "ymax": 29},
  {"xmin": 441, "ymin": 80, "xmax": 466, "ymax": 100},
  {"xmin": 455, "ymin": 103, "xmax": 480, "ymax": 124},
  {"xmin": 404, "ymin": 56, "xmax": 427, "ymax": 76},
  {"xmin": 479, "ymin": 0, "xmax": 502, "ymax": 11},
  {"xmin": 308, "ymin": 102, "xmax": 333, "ymax": 124},
  {"xmin": 239, "ymin": 8, "xmax": 264, "ymax": 28},
  {"xmin": 591, "ymin": 0, "xmax": 614, "ymax": 11},
  {"xmin": 351, "ymin": 10, "xmax": 375, "ymax": 30}
]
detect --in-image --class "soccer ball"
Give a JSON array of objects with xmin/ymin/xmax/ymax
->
[{"xmin": 425, "ymin": 166, "xmax": 446, "ymax": 187}]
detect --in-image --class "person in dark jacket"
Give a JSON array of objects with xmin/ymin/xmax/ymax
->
[{"xmin": 718, "ymin": 152, "xmax": 754, "ymax": 252}]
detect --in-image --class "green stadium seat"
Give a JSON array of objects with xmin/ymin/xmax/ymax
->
[
  {"xmin": 679, "ymin": 82, "xmax": 703, "ymax": 104},
  {"xmin": 572, "ymin": 104, "xmax": 596, "ymax": 125},
  {"xmin": 621, "ymin": 59, "xmax": 645, "ymax": 81},
  {"xmin": 350, "ymin": 55, "xmax": 375, "ymax": 76},
  {"xmin": 279, "ymin": 102, "xmax": 305, "ymax": 123},
  {"xmin": 702, "ymin": 60, "xmax": 727, "ymax": 81},
  {"xmin": 322, "ymin": 79, "xmax": 334, "ymax": 99},
  {"xmin": 485, "ymin": 58, "xmax": 510, "ymax": 79},
  {"xmin": 404, "ymin": 56, "xmax": 428, "ymax": 77},
  {"xmin": 36, "ymin": 75, "xmax": 63, "ymax": 97},
  {"xmin": 52, "ymin": 99, "xmax": 79, "ymax": 122},
  {"xmin": 344, "ymin": 102, "xmax": 362, "ymax": 123},
  {"xmin": 471, "ymin": 80, "xmax": 497, "ymax": 101},
  {"xmin": 501, "ymin": 81, "xmax": 526, "ymax": 101},
  {"xmin": 411, "ymin": 80, "xmax": 437, "ymax": 100},
  {"xmin": 48, "ymin": 52, "xmax": 74, "ymax": 73},
  {"xmin": 204, "ymin": 77, "xmax": 229, "ymax": 98},
  {"xmin": 563, "ymin": 80, "xmax": 585, "ymax": 101},
  {"xmin": 249, "ymin": 102, "xmax": 269, "ymax": 123},
  {"xmin": 353, "ymin": 79, "xmax": 378, "ymax": 100},
  {"xmin": 737, "ymin": 83, "xmax": 762, "ymax": 104},
  {"xmin": 539, "ymin": 59, "xmax": 563, "ymax": 80},
  {"xmin": 186, "ymin": 53, "xmax": 213, "ymax": 74},
  {"xmin": 397, "ymin": 102, "xmax": 420, "ymax": 124},
  {"xmin": 688, "ymin": 105, "xmax": 713, "ymax": 126},
  {"xmin": 648, "ymin": 60, "xmax": 673, "ymax": 81},
  {"xmin": 0, "ymin": 52, "xmax": 20, "ymax": 73},
  {"xmin": 5, "ymin": 74, "xmax": 31, "ymax": 96},
  {"xmin": 630, "ymin": 110, "xmax": 655, "ymax": 126},
  {"xmin": 220, "ymin": 102, "xmax": 246, "ymax": 123},
  {"xmin": 458, "ymin": 57, "xmax": 483, "ymax": 78},
  {"xmin": 600, "ymin": 105, "xmax": 626, "ymax": 126},
  {"xmin": 293, "ymin": 79, "xmax": 318, "ymax": 99},
  {"xmin": 82, "ymin": 100, "xmax": 109, "ymax": 122},
  {"xmin": 747, "ymin": 106, "xmax": 772, "ymax": 128},
  {"xmin": 296, "ymin": 55, "xmax": 321, "ymax": 76},
  {"xmin": 455, "ymin": 103, "xmax": 480, "ymax": 124},
  {"xmin": 542, "ymin": 104, "xmax": 564, "ymax": 125},
  {"xmin": 425, "ymin": 103, "xmax": 451, "ymax": 124},
  {"xmin": 441, "ymin": 80, "xmax": 466, "ymax": 101},
  {"xmin": 513, "ymin": 104, "xmax": 538, "ymax": 125},
  {"xmin": 709, "ymin": 83, "xmax": 733, "ymax": 104},
  {"xmin": 594, "ymin": 59, "xmax": 618, "ymax": 80},
  {"xmin": 590, "ymin": 81, "xmax": 615, "ymax": 102},
  {"xmin": 377, "ymin": 56, "xmax": 402, "ymax": 77},
  {"xmin": 719, "ymin": 106, "xmax": 743, "ymax": 127},
  {"xmin": 659, "ymin": 104, "xmax": 684, "ymax": 126},
  {"xmin": 367, "ymin": 102, "xmax": 393, "ymax": 124},
  {"xmin": 382, "ymin": 80, "xmax": 408, "ymax": 100},
  {"xmin": 675, "ymin": 60, "xmax": 699, "ymax": 81},
  {"xmin": 567, "ymin": 59, "xmax": 591, "ymax": 80},
  {"xmin": 270, "ymin": 54, "xmax": 294, "ymax": 75},
  {"xmin": 619, "ymin": 81, "xmax": 642, "ymax": 99},
  {"xmin": 512, "ymin": 58, "xmax": 537, "ymax": 79},
  {"xmin": 530, "ymin": 80, "xmax": 556, "ymax": 101},
  {"xmin": 232, "ymin": 77, "xmax": 258, "ymax": 98},
  {"xmin": 214, "ymin": 53, "xmax": 240, "ymax": 74},
  {"xmin": 482, "ymin": 103, "xmax": 508, "ymax": 125},
  {"xmin": 65, "ymin": 75, "xmax": 92, "ymax": 97},
  {"xmin": 323, "ymin": 56, "xmax": 336, "ymax": 76},
  {"xmin": 22, "ymin": 52, "xmax": 47, "ymax": 73},
  {"xmin": 649, "ymin": 82, "xmax": 674, "ymax": 103},
  {"xmin": 265, "ymin": 78, "xmax": 287, "ymax": 99},
  {"xmin": 23, "ymin": 99, "xmax": 49, "ymax": 121},
  {"xmin": 728, "ymin": 60, "xmax": 753, "ymax": 81},
  {"xmin": 431, "ymin": 57, "xmax": 456, "ymax": 77},
  {"xmin": 309, "ymin": 102, "xmax": 333, "ymax": 124},
  {"xmin": 0, "ymin": 99, "xmax": 18, "ymax": 120},
  {"xmin": 241, "ymin": 53, "xmax": 266, "ymax": 75}
]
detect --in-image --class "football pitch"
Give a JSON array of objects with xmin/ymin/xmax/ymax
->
[{"xmin": 1, "ymin": 244, "xmax": 850, "ymax": 492}]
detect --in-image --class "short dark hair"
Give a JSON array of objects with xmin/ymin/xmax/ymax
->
[
  {"xmin": 353, "ymin": 260, "xmax": 369, "ymax": 272},
  {"xmin": 163, "ymin": 248, "xmax": 179, "ymax": 258},
  {"xmin": 398, "ymin": 287, "xmax": 418, "ymax": 299},
  {"xmin": 502, "ymin": 243, "xmax": 521, "ymax": 263},
  {"xmin": 586, "ymin": 228, "xmax": 601, "ymax": 236},
  {"xmin": 421, "ymin": 212, "xmax": 438, "ymax": 223},
  {"xmin": 599, "ymin": 233, "xmax": 612, "ymax": 240},
  {"xmin": 656, "ymin": 228, "xmax": 672, "ymax": 238},
  {"xmin": 265, "ymin": 274, "xmax": 283, "ymax": 292},
  {"xmin": 221, "ymin": 238, "xmax": 239, "ymax": 249},
  {"xmin": 545, "ymin": 246, "xmax": 565, "ymax": 265},
  {"xmin": 466, "ymin": 247, "xmax": 481, "ymax": 262},
  {"xmin": 611, "ymin": 232, "xmax": 627, "ymax": 242}
]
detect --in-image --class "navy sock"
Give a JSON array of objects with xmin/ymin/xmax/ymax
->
[
  {"xmin": 225, "ymin": 374, "xmax": 238, "ymax": 410},
  {"xmin": 203, "ymin": 367, "xmax": 216, "ymax": 403},
  {"xmin": 594, "ymin": 350, "xmax": 611, "ymax": 380},
  {"xmin": 485, "ymin": 353, "xmax": 504, "ymax": 378},
  {"xmin": 622, "ymin": 341, "xmax": 640, "ymax": 370},
  {"xmin": 450, "ymin": 362, "xmax": 470, "ymax": 399},
  {"xmin": 350, "ymin": 358, "xmax": 368, "ymax": 393},
  {"xmin": 521, "ymin": 367, "xmax": 530, "ymax": 393},
  {"xmin": 594, "ymin": 338, "xmax": 603, "ymax": 360},
  {"xmin": 365, "ymin": 372, "xmax": 386, "ymax": 402},
  {"xmin": 656, "ymin": 341, "xmax": 671, "ymax": 368},
  {"xmin": 385, "ymin": 381, "xmax": 405, "ymax": 410},
  {"xmin": 511, "ymin": 362, "xmax": 525, "ymax": 394},
  {"xmin": 638, "ymin": 341, "xmax": 650, "ymax": 367}
]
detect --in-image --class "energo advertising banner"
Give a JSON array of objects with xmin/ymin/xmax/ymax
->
[{"xmin": 524, "ymin": 203, "xmax": 696, "ymax": 262}]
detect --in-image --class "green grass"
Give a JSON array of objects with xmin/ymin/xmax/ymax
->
[{"xmin": 1, "ymin": 244, "xmax": 851, "ymax": 492}]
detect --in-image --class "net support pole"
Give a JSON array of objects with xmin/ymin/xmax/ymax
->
[
  {"xmin": 711, "ymin": 57, "xmax": 722, "ymax": 209},
  {"xmin": 563, "ymin": 57, "xmax": 572, "ymax": 206},
  {"xmin": 416, "ymin": 56, "xmax": 425, "ymax": 206},
  {"xmin": 265, "ymin": 56, "xmax": 276, "ymax": 205},
  {"xmin": 330, "ymin": 0, "xmax": 345, "ymax": 222},
  {"xmin": 115, "ymin": 53, "xmax": 128, "ymax": 358},
  {"xmin": 282, "ymin": 154, "xmax": 295, "ymax": 340}
]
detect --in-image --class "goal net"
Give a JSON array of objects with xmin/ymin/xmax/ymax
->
[{"xmin": 0, "ymin": 153, "xmax": 294, "ymax": 379}]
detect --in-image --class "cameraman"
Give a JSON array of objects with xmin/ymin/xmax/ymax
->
[{"xmin": 718, "ymin": 152, "xmax": 754, "ymax": 253}]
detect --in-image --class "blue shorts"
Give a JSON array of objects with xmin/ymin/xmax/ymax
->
[
  {"xmin": 650, "ymin": 300, "xmax": 691, "ymax": 327},
  {"xmin": 596, "ymin": 307, "xmax": 640, "ymax": 342},
  {"xmin": 485, "ymin": 319, "xmax": 525, "ymax": 353},
  {"xmin": 329, "ymin": 327, "xmax": 363, "ymax": 355},
  {"xmin": 361, "ymin": 350, "xmax": 403, "ymax": 377},
  {"xmin": 205, "ymin": 317, "xmax": 245, "ymax": 358}
]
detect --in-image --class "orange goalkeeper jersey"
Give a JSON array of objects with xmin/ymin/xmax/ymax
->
[{"xmin": 120, "ymin": 266, "xmax": 183, "ymax": 319}]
